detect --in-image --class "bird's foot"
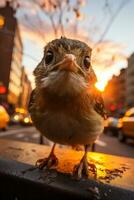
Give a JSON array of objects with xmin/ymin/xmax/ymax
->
[
  {"xmin": 36, "ymin": 154, "xmax": 58, "ymax": 169},
  {"xmin": 73, "ymin": 160, "xmax": 97, "ymax": 179},
  {"xmin": 73, "ymin": 158, "xmax": 89, "ymax": 179}
]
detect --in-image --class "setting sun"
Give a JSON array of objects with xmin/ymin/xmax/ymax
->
[{"xmin": 95, "ymin": 82, "xmax": 105, "ymax": 92}]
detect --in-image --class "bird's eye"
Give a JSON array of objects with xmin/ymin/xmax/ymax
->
[
  {"xmin": 45, "ymin": 51, "xmax": 54, "ymax": 65},
  {"xmin": 83, "ymin": 56, "xmax": 91, "ymax": 70}
]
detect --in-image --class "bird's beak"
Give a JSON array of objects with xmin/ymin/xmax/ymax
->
[{"xmin": 59, "ymin": 54, "xmax": 78, "ymax": 72}]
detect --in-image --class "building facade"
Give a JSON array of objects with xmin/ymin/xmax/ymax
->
[
  {"xmin": 103, "ymin": 68, "xmax": 126, "ymax": 116},
  {"xmin": 126, "ymin": 53, "xmax": 134, "ymax": 107},
  {"xmin": 19, "ymin": 67, "xmax": 32, "ymax": 109},
  {"xmin": 0, "ymin": 2, "xmax": 23, "ymax": 106},
  {"xmin": 8, "ymin": 25, "xmax": 23, "ymax": 105}
]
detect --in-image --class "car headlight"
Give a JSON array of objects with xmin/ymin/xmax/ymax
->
[
  {"xmin": 24, "ymin": 117, "xmax": 30, "ymax": 123},
  {"xmin": 14, "ymin": 115, "xmax": 19, "ymax": 121}
]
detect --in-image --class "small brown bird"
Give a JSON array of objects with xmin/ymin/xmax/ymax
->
[{"xmin": 29, "ymin": 37, "xmax": 106, "ymax": 179}]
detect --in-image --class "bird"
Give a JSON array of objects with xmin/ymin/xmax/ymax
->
[{"xmin": 28, "ymin": 37, "xmax": 106, "ymax": 179}]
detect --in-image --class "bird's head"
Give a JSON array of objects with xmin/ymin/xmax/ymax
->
[{"xmin": 34, "ymin": 37, "xmax": 97, "ymax": 97}]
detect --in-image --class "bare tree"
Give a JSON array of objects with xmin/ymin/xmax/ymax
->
[
  {"xmin": 97, "ymin": 0, "xmax": 131, "ymax": 43},
  {"xmin": 33, "ymin": 0, "xmax": 84, "ymax": 37},
  {"xmin": 91, "ymin": 0, "xmax": 131, "ymax": 73}
]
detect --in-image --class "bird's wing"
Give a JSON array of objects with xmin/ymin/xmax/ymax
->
[{"xmin": 93, "ymin": 88, "xmax": 107, "ymax": 119}]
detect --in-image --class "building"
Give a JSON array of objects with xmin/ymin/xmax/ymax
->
[
  {"xmin": 0, "ymin": 1, "xmax": 23, "ymax": 106},
  {"xmin": 103, "ymin": 68, "xmax": 127, "ymax": 116},
  {"xmin": 126, "ymin": 53, "xmax": 134, "ymax": 107},
  {"xmin": 19, "ymin": 67, "xmax": 32, "ymax": 109}
]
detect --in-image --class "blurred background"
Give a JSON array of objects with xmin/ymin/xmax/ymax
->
[{"xmin": 0, "ymin": 0, "xmax": 134, "ymax": 158}]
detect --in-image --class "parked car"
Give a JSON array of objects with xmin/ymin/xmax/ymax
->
[
  {"xmin": 10, "ymin": 107, "xmax": 27, "ymax": 125},
  {"xmin": 118, "ymin": 107, "xmax": 134, "ymax": 142},
  {"xmin": 10, "ymin": 112, "xmax": 24, "ymax": 125},
  {"xmin": 104, "ymin": 117, "xmax": 119, "ymax": 136},
  {"xmin": 0, "ymin": 105, "xmax": 9, "ymax": 131},
  {"xmin": 20, "ymin": 114, "xmax": 33, "ymax": 126}
]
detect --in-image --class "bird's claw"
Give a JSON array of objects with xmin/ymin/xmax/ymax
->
[
  {"xmin": 73, "ymin": 160, "xmax": 89, "ymax": 179},
  {"xmin": 36, "ymin": 154, "xmax": 58, "ymax": 169},
  {"xmin": 73, "ymin": 161, "xmax": 97, "ymax": 179}
]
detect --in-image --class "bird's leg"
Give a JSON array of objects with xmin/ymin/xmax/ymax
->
[
  {"xmin": 36, "ymin": 143, "xmax": 58, "ymax": 169},
  {"xmin": 91, "ymin": 143, "xmax": 96, "ymax": 152},
  {"xmin": 73, "ymin": 144, "xmax": 97, "ymax": 179}
]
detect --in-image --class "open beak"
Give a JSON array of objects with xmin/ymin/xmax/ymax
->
[{"xmin": 59, "ymin": 54, "xmax": 78, "ymax": 72}]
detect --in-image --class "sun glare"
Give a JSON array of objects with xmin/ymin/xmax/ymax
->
[{"xmin": 95, "ymin": 82, "xmax": 105, "ymax": 92}]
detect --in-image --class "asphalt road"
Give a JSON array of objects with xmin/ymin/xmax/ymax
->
[{"xmin": 0, "ymin": 125, "xmax": 133, "ymax": 158}]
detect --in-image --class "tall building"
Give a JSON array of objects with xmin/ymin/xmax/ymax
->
[
  {"xmin": 116, "ymin": 68, "xmax": 126, "ymax": 105},
  {"xmin": 103, "ymin": 68, "xmax": 126, "ymax": 116},
  {"xmin": 126, "ymin": 53, "xmax": 134, "ymax": 107},
  {"xmin": 19, "ymin": 67, "xmax": 32, "ymax": 109},
  {"xmin": 0, "ymin": 1, "xmax": 23, "ymax": 106}
]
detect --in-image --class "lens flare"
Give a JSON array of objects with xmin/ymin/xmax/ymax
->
[{"xmin": 95, "ymin": 82, "xmax": 105, "ymax": 92}]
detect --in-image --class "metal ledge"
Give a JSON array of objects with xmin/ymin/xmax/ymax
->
[{"xmin": 0, "ymin": 139, "xmax": 134, "ymax": 200}]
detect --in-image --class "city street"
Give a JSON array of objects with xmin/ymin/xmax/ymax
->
[
  {"xmin": 1, "ymin": 1, "xmax": 134, "ymax": 198},
  {"xmin": 0, "ymin": 125, "xmax": 133, "ymax": 158}
]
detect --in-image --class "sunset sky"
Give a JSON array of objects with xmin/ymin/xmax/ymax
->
[{"xmin": 1, "ymin": 0, "xmax": 134, "ymax": 90}]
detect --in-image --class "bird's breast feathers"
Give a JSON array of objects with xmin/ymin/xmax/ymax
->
[
  {"xmin": 41, "ymin": 108, "xmax": 104, "ymax": 145},
  {"xmin": 29, "ymin": 91, "xmax": 104, "ymax": 145}
]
